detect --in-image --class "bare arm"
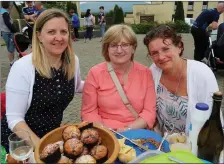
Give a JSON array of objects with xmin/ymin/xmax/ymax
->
[
  {"xmin": 117, "ymin": 118, "xmax": 147, "ymax": 132},
  {"xmin": 24, "ymin": 14, "xmax": 36, "ymax": 22},
  {"xmin": 211, "ymin": 21, "xmax": 218, "ymax": 30},
  {"xmin": 24, "ymin": 14, "xmax": 30, "ymax": 21},
  {"xmin": 13, "ymin": 121, "xmax": 40, "ymax": 148},
  {"xmin": 99, "ymin": 16, "xmax": 104, "ymax": 24},
  {"xmin": 117, "ymin": 69, "xmax": 156, "ymax": 132}
]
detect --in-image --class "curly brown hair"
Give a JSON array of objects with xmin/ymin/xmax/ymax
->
[{"xmin": 143, "ymin": 25, "xmax": 184, "ymax": 56}]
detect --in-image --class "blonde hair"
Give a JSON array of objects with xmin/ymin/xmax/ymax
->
[
  {"xmin": 32, "ymin": 9, "xmax": 75, "ymax": 80},
  {"xmin": 102, "ymin": 24, "xmax": 137, "ymax": 61}
]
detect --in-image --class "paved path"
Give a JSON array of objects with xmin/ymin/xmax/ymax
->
[{"xmin": 1, "ymin": 34, "xmax": 223, "ymax": 124}]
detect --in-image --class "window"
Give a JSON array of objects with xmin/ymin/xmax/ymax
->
[
  {"xmin": 188, "ymin": 1, "xmax": 194, "ymax": 10},
  {"xmin": 202, "ymin": 1, "xmax": 208, "ymax": 10},
  {"xmin": 187, "ymin": 14, "xmax": 193, "ymax": 18},
  {"xmin": 140, "ymin": 15, "xmax": 154, "ymax": 23},
  {"xmin": 203, "ymin": 1, "xmax": 208, "ymax": 5}
]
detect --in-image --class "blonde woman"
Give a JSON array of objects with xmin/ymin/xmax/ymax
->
[
  {"xmin": 1, "ymin": 9, "xmax": 84, "ymax": 151},
  {"xmin": 81, "ymin": 25, "xmax": 156, "ymax": 132}
]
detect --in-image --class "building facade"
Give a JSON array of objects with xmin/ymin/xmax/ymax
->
[{"xmin": 124, "ymin": 1, "xmax": 224, "ymax": 25}]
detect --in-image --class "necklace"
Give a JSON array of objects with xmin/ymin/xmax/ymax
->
[
  {"xmin": 174, "ymin": 58, "xmax": 185, "ymax": 95},
  {"xmin": 162, "ymin": 59, "xmax": 186, "ymax": 134}
]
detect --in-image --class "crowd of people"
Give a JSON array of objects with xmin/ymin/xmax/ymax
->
[
  {"xmin": 0, "ymin": 1, "xmax": 106, "ymax": 66},
  {"xmin": 1, "ymin": 1, "xmax": 224, "ymax": 153},
  {"xmin": 0, "ymin": 1, "xmax": 46, "ymax": 66}
]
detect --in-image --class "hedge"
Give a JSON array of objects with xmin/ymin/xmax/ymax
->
[{"xmin": 131, "ymin": 20, "xmax": 190, "ymax": 34}]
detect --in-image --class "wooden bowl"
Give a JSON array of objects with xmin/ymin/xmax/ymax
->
[{"xmin": 34, "ymin": 123, "xmax": 120, "ymax": 163}]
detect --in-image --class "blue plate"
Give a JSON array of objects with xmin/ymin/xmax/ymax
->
[
  {"xmin": 116, "ymin": 129, "xmax": 170, "ymax": 156},
  {"xmin": 115, "ymin": 129, "xmax": 212, "ymax": 164}
]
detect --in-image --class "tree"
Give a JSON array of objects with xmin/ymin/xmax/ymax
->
[
  {"xmin": 113, "ymin": 5, "xmax": 124, "ymax": 24},
  {"xmin": 119, "ymin": 7, "xmax": 124, "ymax": 23},
  {"xmin": 45, "ymin": 2, "xmax": 66, "ymax": 11},
  {"xmin": 174, "ymin": 1, "xmax": 184, "ymax": 22},
  {"xmin": 66, "ymin": 2, "xmax": 77, "ymax": 15},
  {"xmin": 16, "ymin": 2, "xmax": 25, "ymax": 18},
  {"xmin": 105, "ymin": 10, "xmax": 114, "ymax": 17},
  {"xmin": 113, "ymin": 4, "xmax": 119, "ymax": 24}
]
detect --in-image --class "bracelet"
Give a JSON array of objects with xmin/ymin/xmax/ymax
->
[{"xmin": 125, "ymin": 126, "xmax": 132, "ymax": 131}]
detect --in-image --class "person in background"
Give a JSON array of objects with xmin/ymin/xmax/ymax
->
[
  {"xmin": 84, "ymin": 9, "xmax": 94, "ymax": 43},
  {"xmin": 69, "ymin": 9, "xmax": 75, "ymax": 41},
  {"xmin": 0, "ymin": 1, "xmax": 17, "ymax": 66},
  {"xmin": 69, "ymin": 9, "xmax": 74, "ymax": 19},
  {"xmin": 98, "ymin": 6, "xmax": 105, "ymax": 42},
  {"xmin": 82, "ymin": 24, "xmax": 156, "ymax": 132},
  {"xmin": 22, "ymin": 1, "xmax": 36, "ymax": 39},
  {"xmin": 1, "ymin": 9, "xmax": 84, "ymax": 152},
  {"xmin": 34, "ymin": 1, "xmax": 46, "ymax": 17},
  {"xmin": 191, "ymin": 2, "xmax": 224, "ymax": 61},
  {"xmin": 217, "ymin": 22, "xmax": 224, "ymax": 42},
  {"xmin": 143, "ymin": 25, "xmax": 218, "ymax": 135},
  {"xmin": 71, "ymin": 8, "xmax": 80, "ymax": 41}
]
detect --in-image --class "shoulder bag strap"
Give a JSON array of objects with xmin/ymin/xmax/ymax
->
[{"xmin": 107, "ymin": 62, "xmax": 138, "ymax": 119}]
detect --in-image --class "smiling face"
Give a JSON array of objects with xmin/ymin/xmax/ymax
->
[
  {"xmin": 108, "ymin": 38, "xmax": 135, "ymax": 65},
  {"xmin": 148, "ymin": 38, "xmax": 182, "ymax": 71},
  {"xmin": 37, "ymin": 17, "xmax": 69, "ymax": 57}
]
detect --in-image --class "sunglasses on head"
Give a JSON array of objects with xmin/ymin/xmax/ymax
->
[{"xmin": 146, "ymin": 25, "xmax": 172, "ymax": 37}]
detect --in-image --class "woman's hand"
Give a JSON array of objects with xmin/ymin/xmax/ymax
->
[
  {"xmin": 32, "ymin": 135, "xmax": 40, "ymax": 150},
  {"xmin": 117, "ymin": 126, "xmax": 131, "ymax": 133}
]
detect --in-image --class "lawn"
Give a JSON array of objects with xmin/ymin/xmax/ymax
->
[{"xmin": 0, "ymin": 40, "xmax": 6, "ymax": 46}]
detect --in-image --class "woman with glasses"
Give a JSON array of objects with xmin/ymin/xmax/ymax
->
[
  {"xmin": 81, "ymin": 24, "xmax": 156, "ymax": 132},
  {"xmin": 143, "ymin": 25, "xmax": 218, "ymax": 135}
]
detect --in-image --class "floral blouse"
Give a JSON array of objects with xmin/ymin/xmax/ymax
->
[{"xmin": 156, "ymin": 83, "xmax": 188, "ymax": 133}]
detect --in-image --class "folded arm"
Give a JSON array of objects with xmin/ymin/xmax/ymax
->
[
  {"xmin": 131, "ymin": 71, "xmax": 156, "ymax": 129},
  {"xmin": 119, "ymin": 70, "xmax": 156, "ymax": 132}
]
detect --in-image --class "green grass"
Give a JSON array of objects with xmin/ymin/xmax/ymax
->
[{"xmin": 0, "ymin": 40, "xmax": 6, "ymax": 46}]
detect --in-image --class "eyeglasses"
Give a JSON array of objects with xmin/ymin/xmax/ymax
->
[{"xmin": 109, "ymin": 43, "xmax": 131, "ymax": 51}]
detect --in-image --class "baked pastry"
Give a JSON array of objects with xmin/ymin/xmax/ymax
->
[
  {"xmin": 57, "ymin": 155, "xmax": 73, "ymax": 163},
  {"xmin": 6, "ymin": 154, "xmax": 23, "ymax": 163},
  {"xmin": 118, "ymin": 138, "xmax": 136, "ymax": 163},
  {"xmin": 39, "ymin": 143, "xmax": 61, "ymax": 163},
  {"xmin": 62, "ymin": 125, "xmax": 81, "ymax": 141},
  {"xmin": 97, "ymin": 136, "xmax": 102, "ymax": 145},
  {"xmin": 177, "ymin": 132, "xmax": 187, "ymax": 143},
  {"xmin": 81, "ymin": 128, "xmax": 100, "ymax": 145},
  {"xmin": 75, "ymin": 155, "xmax": 96, "ymax": 163},
  {"xmin": 167, "ymin": 133, "xmax": 187, "ymax": 144},
  {"xmin": 64, "ymin": 138, "xmax": 83, "ymax": 158},
  {"xmin": 90, "ymin": 145, "xmax": 108, "ymax": 160},
  {"xmin": 81, "ymin": 146, "xmax": 89, "ymax": 155},
  {"xmin": 54, "ymin": 140, "xmax": 64, "ymax": 154}
]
